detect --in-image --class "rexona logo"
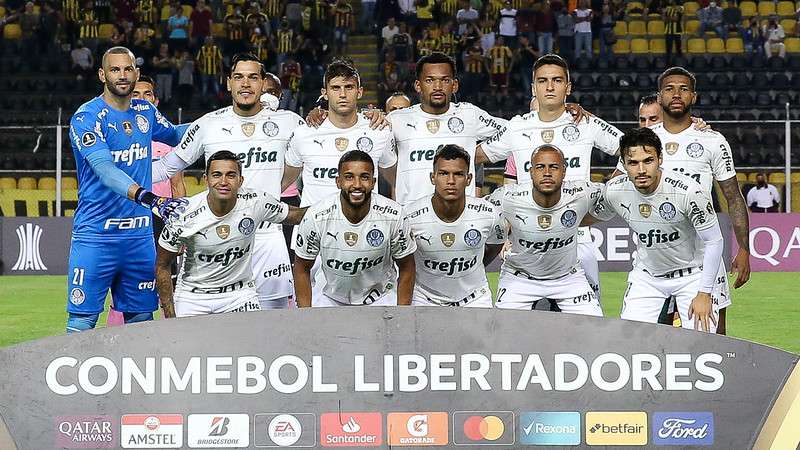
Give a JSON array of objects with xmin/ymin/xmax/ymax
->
[
  {"xmin": 120, "ymin": 414, "xmax": 183, "ymax": 448},
  {"xmin": 519, "ymin": 412, "xmax": 580, "ymax": 446},
  {"xmin": 320, "ymin": 412, "xmax": 382, "ymax": 447},
  {"xmin": 253, "ymin": 413, "xmax": 316, "ymax": 447},
  {"xmin": 387, "ymin": 412, "xmax": 448, "ymax": 446},
  {"xmin": 55, "ymin": 415, "xmax": 115, "ymax": 448},
  {"xmin": 652, "ymin": 412, "xmax": 714, "ymax": 446},
  {"xmin": 585, "ymin": 412, "xmax": 647, "ymax": 446},
  {"xmin": 187, "ymin": 414, "xmax": 249, "ymax": 448},
  {"xmin": 452, "ymin": 411, "xmax": 515, "ymax": 446}
]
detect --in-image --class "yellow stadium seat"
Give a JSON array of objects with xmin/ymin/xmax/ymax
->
[
  {"xmin": 186, "ymin": 183, "xmax": 205, "ymax": 196},
  {"xmin": 647, "ymin": 20, "xmax": 665, "ymax": 35},
  {"xmin": 726, "ymin": 37, "xmax": 744, "ymax": 52},
  {"xmin": 780, "ymin": 19, "xmax": 795, "ymax": 32},
  {"xmin": 0, "ymin": 177, "xmax": 15, "ymax": 189},
  {"xmin": 747, "ymin": 172, "xmax": 759, "ymax": 183},
  {"xmin": 62, "ymin": 177, "xmax": 78, "ymax": 189},
  {"xmin": 38, "ymin": 177, "xmax": 56, "ymax": 190},
  {"xmin": 33, "ymin": 5, "xmax": 40, "ymax": 14},
  {"xmin": 591, "ymin": 173, "xmax": 605, "ymax": 182},
  {"xmin": 791, "ymin": 172, "xmax": 800, "ymax": 182},
  {"xmin": 212, "ymin": 23, "xmax": 226, "ymax": 37},
  {"xmin": 649, "ymin": 38, "xmax": 667, "ymax": 53},
  {"xmin": 739, "ymin": 1, "xmax": 757, "ymax": 16},
  {"xmin": 687, "ymin": 37, "xmax": 706, "ymax": 53},
  {"xmin": 769, "ymin": 172, "xmax": 787, "ymax": 184},
  {"xmin": 627, "ymin": 1, "xmax": 645, "ymax": 12},
  {"xmin": 630, "ymin": 38, "xmax": 649, "ymax": 53},
  {"xmin": 707, "ymin": 37, "xmax": 725, "ymax": 52},
  {"xmin": 0, "ymin": 6, "xmax": 6, "ymax": 18},
  {"xmin": 613, "ymin": 21, "xmax": 627, "ymax": 35},
  {"xmin": 160, "ymin": 5, "xmax": 171, "ymax": 20},
  {"xmin": 613, "ymin": 39, "xmax": 630, "ymax": 53},
  {"xmin": 786, "ymin": 37, "xmax": 800, "ymax": 52},
  {"xmin": 17, "ymin": 177, "xmax": 37, "ymax": 190},
  {"xmin": 684, "ymin": 1, "xmax": 700, "ymax": 15},
  {"xmin": 777, "ymin": 1, "xmax": 795, "ymax": 15},
  {"xmin": 736, "ymin": 173, "xmax": 747, "ymax": 183},
  {"xmin": 685, "ymin": 19, "xmax": 700, "ymax": 34},
  {"xmin": 3, "ymin": 23, "xmax": 21, "ymax": 40},
  {"xmin": 98, "ymin": 23, "xmax": 115, "ymax": 39},
  {"xmin": 182, "ymin": 175, "xmax": 199, "ymax": 186},
  {"xmin": 627, "ymin": 20, "xmax": 646, "ymax": 35},
  {"xmin": 182, "ymin": 5, "xmax": 193, "ymax": 17},
  {"xmin": 758, "ymin": 1, "xmax": 776, "ymax": 16}
]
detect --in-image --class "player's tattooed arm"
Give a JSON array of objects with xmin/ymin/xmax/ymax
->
[
  {"xmin": 281, "ymin": 163, "xmax": 302, "ymax": 192},
  {"xmin": 283, "ymin": 206, "xmax": 309, "ymax": 225},
  {"xmin": 718, "ymin": 177, "xmax": 751, "ymax": 288},
  {"xmin": 395, "ymin": 253, "xmax": 416, "ymax": 306},
  {"xmin": 155, "ymin": 246, "xmax": 178, "ymax": 318},
  {"xmin": 483, "ymin": 244, "xmax": 504, "ymax": 267},
  {"xmin": 379, "ymin": 165, "xmax": 397, "ymax": 199},
  {"xmin": 293, "ymin": 257, "xmax": 316, "ymax": 307}
]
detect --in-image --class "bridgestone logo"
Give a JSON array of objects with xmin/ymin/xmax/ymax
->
[{"xmin": 12, "ymin": 223, "xmax": 47, "ymax": 271}]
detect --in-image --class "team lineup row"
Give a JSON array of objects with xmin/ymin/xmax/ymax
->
[{"xmin": 64, "ymin": 46, "xmax": 751, "ymax": 336}]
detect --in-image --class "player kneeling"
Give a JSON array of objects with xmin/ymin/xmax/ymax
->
[
  {"xmin": 405, "ymin": 145, "xmax": 505, "ymax": 307},
  {"xmin": 156, "ymin": 151, "xmax": 307, "ymax": 317},
  {"xmin": 489, "ymin": 145, "xmax": 605, "ymax": 315},
  {"xmin": 293, "ymin": 150, "xmax": 416, "ymax": 307},
  {"xmin": 591, "ymin": 128, "xmax": 721, "ymax": 332}
]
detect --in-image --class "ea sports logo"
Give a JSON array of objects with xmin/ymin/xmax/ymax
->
[{"xmin": 268, "ymin": 414, "xmax": 301, "ymax": 446}]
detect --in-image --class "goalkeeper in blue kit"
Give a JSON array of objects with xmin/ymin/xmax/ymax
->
[{"xmin": 66, "ymin": 47, "xmax": 189, "ymax": 332}]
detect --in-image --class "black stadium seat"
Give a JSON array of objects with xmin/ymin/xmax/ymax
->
[
  {"xmin": 596, "ymin": 74, "xmax": 614, "ymax": 89},
  {"xmin": 768, "ymin": 56, "xmax": 785, "ymax": 70},
  {"xmin": 771, "ymin": 73, "xmax": 789, "ymax": 89},
  {"xmin": 731, "ymin": 72, "xmax": 749, "ymax": 89},
  {"xmin": 711, "ymin": 73, "xmax": 730, "ymax": 89},
  {"xmin": 750, "ymin": 72, "xmax": 769, "ymax": 88}
]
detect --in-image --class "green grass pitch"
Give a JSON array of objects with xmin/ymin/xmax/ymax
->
[{"xmin": 0, "ymin": 273, "xmax": 797, "ymax": 354}]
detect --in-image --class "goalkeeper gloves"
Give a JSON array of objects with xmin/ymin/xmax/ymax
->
[{"xmin": 134, "ymin": 187, "xmax": 188, "ymax": 221}]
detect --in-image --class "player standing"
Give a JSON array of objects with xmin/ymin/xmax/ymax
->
[
  {"xmin": 596, "ymin": 128, "xmax": 723, "ymax": 332},
  {"xmin": 476, "ymin": 53, "xmax": 622, "ymax": 303},
  {"xmin": 293, "ymin": 150, "xmax": 416, "ymax": 307},
  {"xmin": 152, "ymin": 54, "xmax": 305, "ymax": 309},
  {"xmin": 489, "ymin": 145, "xmax": 605, "ymax": 315},
  {"xmin": 66, "ymin": 46, "xmax": 188, "ymax": 333},
  {"xmin": 156, "ymin": 151, "xmax": 307, "ymax": 317},
  {"xmin": 405, "ymin": 145, "xmax": 505, "ymax": 307}
]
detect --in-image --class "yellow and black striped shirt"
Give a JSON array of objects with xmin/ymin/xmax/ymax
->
[
  {"xmin": 79, "ymin": 9, "xmax": 98, "ymax": 39},
  {"xmin": 62, "ymin": 0, "xmax": 79, "ymax": 22},
  {"xmin": 136, "ymin": 0, "xmax": 155, "ymax": 24},
  {"xmin": 277, "ymin": 29, "xmax": 294, "ymax": 53},
  {"xmin": 264, "ymin": 0, "xmax": 281, "ymax": 18},
  {"xmin": 417, "ymin": 37, "xmax": 439, "ymax": 57},
  {"xmin": 488, "ymin": 45, "xmax": 512, "ymax": 74},
  {"xmin": 334, "ymin": 3, "xmax": 352, "ymax": 28},
  {"xmin": 465, "ymin": 49, "xmax": 484, "ymax": 73},
  {"xmin": 224, "ymin": 13, "xmax": 244, "ymax": 40},
  {"xmin": 250, "ymin": 34, "xmax": 269, "ymax": 61},
  {"xmin": 438, "ymin": 32, "xmax": 457, "ymax": 57},
  {"xmin": 197, "ymin": 44, "xmax": 223, "ymax": 75},
  {"xmin": 664, "ymin": 5, "xmax": 683, "ymax": 34},
  {"xmin": 439, "ymin": 0, "xmax": 458, "ymax": 16},
  {"xmin": 485, "ymin": 0, "xmax": 503, "ymax": 18},
  {"xmin": 315, "ymin": 0, "xmax": 330, "ymax": 22}
]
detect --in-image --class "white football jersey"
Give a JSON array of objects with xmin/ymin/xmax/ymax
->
[
  {"xmin": 285, "ymin": 115, "xmax": 397, "ymax": 207},
  {"xmin": 294, "ymin": 193, "xmax": 416, "ymax": 304},
  {"xmin": 159, "ymin": 189, "xmax": 289, "ymax": 294},
  {"xmin": 489, "ymin": 181, "xmax": 607, "ymax": 280},
  {"xmin": 388, "ymin": 102, "xmax": 506, "ymax": 205},
  {"xmin": 405, "ymin": 195, "xmax": 506, "ymax": 303},
  {"xmin": 482, "ymin": 111, "xmax": 621, "ymax": 183},
  {"xmin": 600, "ymin": 172, "xmax": 718, "ymax": 276}
]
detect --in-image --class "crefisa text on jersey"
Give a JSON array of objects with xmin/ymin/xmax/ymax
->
[{"xmin": 46, "ymin": 352, "xmax": 725, "ymax": 396}]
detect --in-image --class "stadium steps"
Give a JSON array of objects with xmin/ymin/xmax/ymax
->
[{"xmin": 347, "ymin": 35, "xmax": 380, "ymax": 107}]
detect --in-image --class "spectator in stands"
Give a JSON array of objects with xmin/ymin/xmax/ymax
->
[
  {"xmin": 37, "ymin": 2, "xmax": 60, "ymax": 56},
  {"xmin": 399, "ymin": 0, "xmax": 416, "ymax": 24},
  {"xmin": 416, "ymin": 0, "xmax": 435, "ymax": 30},
  {"xmin": 385, "ymin": 92, "xmax": 411, "ymax": 111},
  {"xmin": 456, "ymin": 0, "xmax": 479, "ymax": 35},
  {"xmin": 132, "ymin": 20, "xmax": 156, "ymax": 61},
  {"xmin": 378, "ymin": 0, "xmax": 401, "ymax": 24},
  {"xmin": 285, "ymin": 0, "xmax": 304, "ymax": 30},
  {"xmin": 747, "ymin": 173, "xmax": 781, "ymax": 212},
  {"xmin": 152, "ymin": 43, "xmax": 175, "ymax": 104},
  {"xmin": 535, "ymin": 0, "xmax": 556, "ymax": 54},
  {"xmin": 383, "ymin": 17, "xmax": 400, "ymax": 48},
  {"xmin": 378, "ymin": 50, "xmax": 407, "ymax": 103},
  {"xmin": 78, "ymin": 1, "xmax": 99, "ymax": 53},
  {"xmin": 743, "ymin": 16, "xmax": 764, "ymax": 54},
  {"xmin": 359, "ymin": 0, "xmax": 377, "ymax": 33},
  {"xmin": 478, "ymin": 17, "xmax": 496, "ymax": 53},
  {"xmin": 488, "ymin": 35, "xmax": 513, "ymax": 95},
  {"xmin": 498, "ymin": 0, "xmax": 518, "ymax": 48},
  {"xmin": 250, "ymin": 26, "xmax": 270, "ymax": 65},
  {"xmin": 279, "ymin": 54, "xmax": 302, "ymax": 111},
  {"xmin": 663, "ymin": 0, "xmax": 683, "ymax": 60},
  {"xmin": 333, "ymin": 0, "xmax": 354, "ymax": 55},
  {"xmin": 94, "ymin": 0, "xmax": 111, "ymax": 22},
  {"xmin": 167, "ymin": 5, "xmax": 189, "ymax": 52},
  {"xmin": 113, "ymin": 0, "xmax": 136, "ymax": 24},
  {"xmin": 224, "ymin": 6, "xmax": 246, "ymax": 56},
  {"xmin": 197, "ymin": 36, "xmax": 223, "ymax": 97},
  {"xmin": 417, "ymin": 27, "xmax": 439, "ymax": 57},
  {"xmin": 516, "ymin": 0, "xmax": 535, "ymax": 43},
  {"xmin": 70, "ymin": 39, "xmax": 94, "ymax": 81},
  {"xmin": 572, "ymin": 0, "xmax": 592, "ymax": 59},
  {"xmin": 175, "ymin": 49, "xmax": 194, "ymax": 107},
  {"xmin": 393, "ymin": 21, "xmax": 414, "ymax": 62},
  {"xmin": 763, "ymin": 15, "xmax": 786, "ymax": 58},
  {"xmin": 515, "ymin": 33, "xmax": 537, "ymax": 97},
  {"xmin": 460, "ymin": 40, "xmax": 485, "ymax": 102},
  {"xmin": 275, "ymin": 18, "xmax": 295, "ymax": 68},
  {"xmin": 134, "ymin": 0, "xmax": 156, "ymax": 27},
  {"xmin": 438, "ymin": 21, "xmax": 458, "ymax": 58},
  {"xmin": 598, "ymin": 3, "xmax": 615, "ymax": 59},
  {"xmin": 190, "ymin": 0, "xmax": 214, "ymax": 51},
  {"xmin": 19, "ymin": 2, "xmax": 39, "ymax": 59},
  {"xmin": 722, "ymin": 2, "xmax": 744, "ymax": 37},
  {"xmin": 556, "ymin": 6, "xmax": 574, "ymax": 61},
  {"xmin": 698, "ymin": 1, "xmax": 726, "ymax": 40},
  {"xmin": 109, "ymin": 23, "xmax": 128, "ymax": 48}
]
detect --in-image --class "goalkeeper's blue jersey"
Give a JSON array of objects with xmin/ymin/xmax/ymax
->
[{"xmin": 69, "ymin": 96, "xmax": 185, "ymax": 240}]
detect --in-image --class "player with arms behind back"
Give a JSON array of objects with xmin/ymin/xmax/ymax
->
[
  {"xmin": 595, "ymin": 128, "xmax": 723, "ymax": 332},
  {"xmin": 489, "ymin": 145, "xmax": 606, "ymax": 315},
  {"xmin": 293, "ymin": 150, "xmax": 416, "ymax": 307},
  {"xmin": 156, "ymin": 151, "xmax": 307, "ymax": 317},
  {"xmin": 405, "ymin": 145, "xmax": 505, "ymax": 307},
  {"xmin": 66, "ymin": 46, "xmax": 188, "ymax": 333}
]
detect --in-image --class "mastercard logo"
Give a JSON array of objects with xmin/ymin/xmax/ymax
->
[{"xmin": 462, "ymin": 415, "xmax": 505, "ymax": 441}]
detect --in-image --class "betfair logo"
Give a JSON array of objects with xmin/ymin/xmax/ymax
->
[{"xmin": 585, "ymin": 412, "xmax": 647, "ymax": 446}]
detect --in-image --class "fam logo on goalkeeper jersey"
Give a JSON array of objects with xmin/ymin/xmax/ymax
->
[
  {"xmin": 11, "ymin": 223, "xmax": 47, "ymax": 271},
  {"xmin": 186, "ymin": 414, "xmax": 249, "ymax": 448}
]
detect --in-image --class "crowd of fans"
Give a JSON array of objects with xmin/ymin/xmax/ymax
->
[{"xmin": 0, "ymin": 0, "xmax": 798, "ymax": 111}]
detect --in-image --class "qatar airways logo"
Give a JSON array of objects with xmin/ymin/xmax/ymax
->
[
  {"xmin": 423, "ymin": 255, "xmax": 478, "ymax": 276},
  {"xmin": 111, "ymin": 143, "xmax": 148, "ymax": 167}
]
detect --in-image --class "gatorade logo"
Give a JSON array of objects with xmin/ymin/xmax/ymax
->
[
  {"xmin": 585, "ymin": 412, "xmax": 647, "ymax": 446},
  {"xmin": 387, "ymin": 412, "xmax": 448, "ymax": 446},
  {"xmin": 453, "ymin": 412, "xmax": 515, "ymax": 446}
]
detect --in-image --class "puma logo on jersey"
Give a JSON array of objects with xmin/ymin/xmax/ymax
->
[
  {"xmin": 515, "ymin": 214, "xmax": 527, "ymax": 224},
  {"xmin": 518, "ymin": 235, "xmax": 574, "ymax": 252},
  {"xmin": 327, "ymin": 231, "xmax": 339, "ymax": 240},
  {"xmin": 522, "ymin": 133, "xmax": 532, "ymax": 140},
  {"xmin": 313, "ymin": 139, "xmax": 325, "ymax": 148},
  {"xmin": 406, "ymin": 123, "xmax": 416, "ymax": 130},
  {"xmin": 221, "ymin": 127, "xmax": 233, "ymax": 134},
  {"xmin": 417, "ymin": 234, "xmax": 432, "ymax": 245},
  {"xmin": 620, "ymin": 203, "xmax": 631, "ymax": 214},
  {"xmin": 638, "ymin": 229, "xmax": 680, "ymax": 247},
  {"xmin": 107, "ymin": 122, "xmax": 117, "ymax": 131},
  {"xmin": 325, "ymin": 255, "xmax": 384, "ymax": 275},
  {"xmin": 196, "ymin": 230, "xmax": 208, "ymax": 239}
]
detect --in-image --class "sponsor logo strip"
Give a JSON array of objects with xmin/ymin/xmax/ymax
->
[
  {"xmin": 120, "ymin": 414, "xmax": 183, "ymax": 449},
  {"xmin": 585, "ymin": 412, "xmax": 647, "ymax": 446},
  {"xmin": 55, "ymin": 415, "xmax": 115, "ymax": 449},
  {"xmin": 519, "ymin": 412, "xmax": 580, "ymax": 446},
  {"xmin": 652, "ymin": 412, "xmax": 714, "ymax": 446},
  {"xmin": 387, "ymin": 412, "xmax": 448, "ymax": 446},
  {"xmin": 452, "ymin": 411, "xmax": 515, "ymax": 446},
  {"xmin": 320, "ymin": 412, "xmax": 382, "ymax": 447},
  {"xmin": 187, "ymin": 414, "xmax": 249, "ymax": 448}
]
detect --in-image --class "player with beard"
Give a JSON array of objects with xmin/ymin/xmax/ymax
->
[
  {"xmin": 156, "ymin": 151, "xmax": 308, "ymax": 317},
  {"xmin": 594, "ymin": 128, "xmax": 723, "ymax": 332},
  {"xmin": 293, "ymin": 150, "xmax": 416, "ymax": 307},
  {"xmin": 476, "ymin": 53, "xmax": 623, "ymax": 305},
  {"xmin": 66, "ymin": 46, "xmax": 188, "ymax": 332},
  {"xmin": 405, "ymin": 145, "xmax": 505, "ymax": 307},
  {"xmin": 152, "ymin": 54, "xmax": 305, "ymax": 310},
  {"xmin": 489, "ymin": 145, "xmax": 606, "ymax": 315}
]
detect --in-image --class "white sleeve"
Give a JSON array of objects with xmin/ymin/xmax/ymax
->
[
  {"xmin": 259, "ymin": 192, "xmax": 290, "ymax": 223},
  {"xmin": 771, "ymin": 185, "xmax": 781, "ymax": 203},
  {"xmin": 589, "ymin": 117, "xmax": 622, "ymax": 156},
  {"xmin": 472, "ymin": 105, "xmax": 508, "ymax": 141},
  {"xmin": 479, "ymin": 118, "xmax": 517, "ymax": 163},
  {"xmin": 152, "ymin": 150, "xmax": 190, "ymax": 183},
  {"xmin": 378, "ymin": 134, "xmax": 398, "ymax": 168},
  {"xmin": 157, "ymin": 218, "xmax": 184, "ymax": 252},
  {"xmin": 294, "ymin": 213, "xmax": 321, "ymax": 260},
  {"xmin": 173, "ymin": 120, "xmax": 206, "ymax": 168},
  {"xmin": 588, "ymin": 183, "xmax": 617, "ymax": 221},
  {"xmin": 697, "ymin": 225, "xmax": 724, "ymax": 293},
  {"xmin": 745, "ymin": 188, "xmax": 756, "ymax": 206},
  {"xmin": 486, "ymin": 206, "xmax": 507, "ymax": 245},
  {"xmin": 711, "ymin": 135, "xmax": 737, "ymax": 181},
  {"xmin": 686, "ymin": 189, "xmax": 718, "ymax": 232},
  {"xmin": 285, "ymin": 132, "xmax": 304, "ymax": 167},
  {"xmin": 392, "ymin": 215, "xmax": 417, "ymax": 259}
]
